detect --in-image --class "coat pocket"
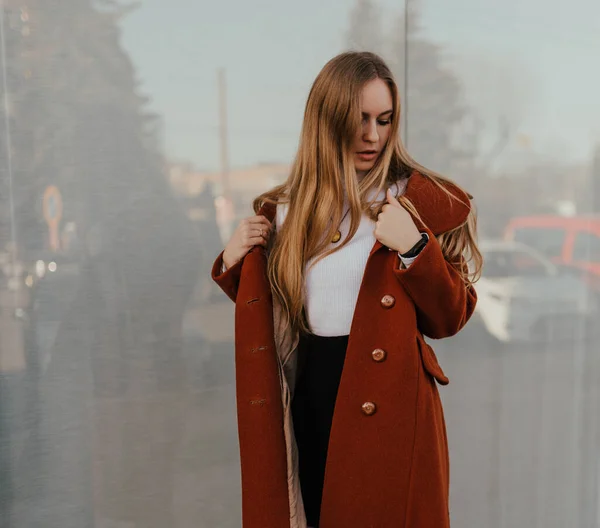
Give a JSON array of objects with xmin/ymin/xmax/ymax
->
[{"xmin": 416, "ymin": 334, "xmax": 449, "ymax": 386}]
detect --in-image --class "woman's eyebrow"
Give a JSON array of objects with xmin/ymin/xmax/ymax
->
[{"xmin": 361, "ymin": 109, "xmax": 393, "ymax": 118}]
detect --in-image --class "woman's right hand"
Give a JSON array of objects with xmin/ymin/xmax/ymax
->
[{"xmin": 222, "ymin": 215, "xmax": 273, "ymax": 269}]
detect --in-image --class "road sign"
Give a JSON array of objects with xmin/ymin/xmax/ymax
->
[{"xmin": 42, "ymin": 185, "xmax": 63, "ymax": 251}]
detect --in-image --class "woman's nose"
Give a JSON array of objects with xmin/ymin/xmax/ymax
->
[{"xmin": 363, "ymin": 120, "xmax": 379, "ymax": 143}]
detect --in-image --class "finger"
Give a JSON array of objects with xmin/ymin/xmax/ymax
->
[
  {"xmin": 247, "ymin": 235, "xmax": 268, "ymax": 247},
  {"xmin": 249, "ymin": 215, "xmax": 271, "ymax": 225},
  {"xmin": 243, "ymin": 222, "xmax": 271, "ymax": 236},
  {"xmin": 386, "ymin": 188, "xmax": 402, "ymax": 208},
  {"xmin": 249, "ymin": 227, "xmax": 270, "ymax": 240},
  {"xmin": 248, "ymin": 216, "xmax": 273, "ymax": 231}
]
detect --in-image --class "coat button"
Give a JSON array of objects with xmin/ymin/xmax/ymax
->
[
  {"xmin": 371, "ymin": 348, "xmax": 387, "ymax": 362},
  {"xmin": 361, "ymin": 402, "xmax": 377, "ymax": 416},
  {"xmin": 380, "ymin": 294, "xmax": 395, "ymax": 308}
]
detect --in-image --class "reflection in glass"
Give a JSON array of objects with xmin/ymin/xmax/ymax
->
[{"xmin": 0, "ymin": 0, "xmax": 598, "ymax": 526}]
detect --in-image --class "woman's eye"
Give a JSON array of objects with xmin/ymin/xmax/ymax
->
[{"xmin": 377, "ymin": 120, "xmax": 391, "ymax": 126}]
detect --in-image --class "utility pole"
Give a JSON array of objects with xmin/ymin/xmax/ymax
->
[
  {"xmin": 218, "ymin": 68, "xmax": 230, "ymax": 201},
  {"xmin": 217, "ymin": 68, "xmax": 235, "ymax": 241}
]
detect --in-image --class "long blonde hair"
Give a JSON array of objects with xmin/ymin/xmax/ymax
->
[{"xmin": 253, "ymin": 51, "xmax": 482, "ymax": 336}]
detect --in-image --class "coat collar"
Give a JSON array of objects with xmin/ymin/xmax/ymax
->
[
  {"xmin": 400, "ymin": 170, "xmax": 472, "ymax": 235},
  {"xmin": 257, "ymin": 170, "xmax": 472, "ymax": 253}
]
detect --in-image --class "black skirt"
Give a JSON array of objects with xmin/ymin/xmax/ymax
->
[{"xmin": 291, "ymin": 332, "xmax": 349, "ymax": 528}]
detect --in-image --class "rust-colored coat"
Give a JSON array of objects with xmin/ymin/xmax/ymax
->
[{"xmin": 211, "ymin": 171, "xmax": 477, "ymax": 527}]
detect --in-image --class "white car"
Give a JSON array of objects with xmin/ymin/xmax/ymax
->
[{"xmin": 473, "ymin": 240, "xmax": 598, "ymax": 343}]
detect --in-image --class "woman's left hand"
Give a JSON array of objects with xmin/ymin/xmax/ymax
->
[{"xmin": 374, "ymin": 189, "xmax": 422, "ymax": 253}]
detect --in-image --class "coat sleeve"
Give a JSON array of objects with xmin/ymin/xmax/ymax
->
[
  {"xmin": 211, "ymin": 250, "xmax": 245, "ymax": 303},
  {"xmin": 392, "ymin": 226, "xmax": 477, "ymax": 339}
]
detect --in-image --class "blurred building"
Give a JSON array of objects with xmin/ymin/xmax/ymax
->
[
  {"xmin": 169, "ymin": 161, "xmax": 289, "ymax": 198},
  {"xmin": 168, "ymin": 161, "xmax": 290, "ymax": 229}
]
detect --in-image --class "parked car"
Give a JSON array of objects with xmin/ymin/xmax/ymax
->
[
  {"xmin": 472, "ymin": 240, "xmax": 598, "ymax": 344},
  {"xmin": 504, "ymin": 214, "xmax": 600, "ymax": 297}
]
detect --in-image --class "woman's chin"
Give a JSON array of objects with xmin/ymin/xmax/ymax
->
[{"xmin": 354, "ymin": 161, "xmax": 375, "ymax": 174}]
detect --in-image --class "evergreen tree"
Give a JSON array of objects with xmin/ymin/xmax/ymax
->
[{"xmin": 0, "ymin": 0, "xmax": 164, "ymax": 254}]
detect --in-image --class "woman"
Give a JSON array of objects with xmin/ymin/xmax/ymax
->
[{"xmin": 211, "ymin": 51, "xmax": 482, "ymax": 528}]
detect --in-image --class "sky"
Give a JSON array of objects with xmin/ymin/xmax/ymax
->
[{"xmin": 117, "ymin": 0, "xmax": 600, "ymax": 172}]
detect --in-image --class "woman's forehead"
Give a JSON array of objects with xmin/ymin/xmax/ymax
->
[{"xmin": 359, "ymin": 79, "xmax": 393, "ymax": 114}]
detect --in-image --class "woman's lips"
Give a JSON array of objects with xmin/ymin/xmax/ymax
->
[{"xmin": 357, "ymin": 151, "xmax": 378, "ymax": 161}]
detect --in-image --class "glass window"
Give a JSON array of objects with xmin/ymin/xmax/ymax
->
[
  {"xmin": 483, "ymin": 249, "xmax": 551, "ymax": 278},
  {"xmin": 572, "ymin": 231, "xmax": 600, "ymax": 262},
  {"xmin": 512, "ymin": 227, "xmax": 565, "ymax": 259}
]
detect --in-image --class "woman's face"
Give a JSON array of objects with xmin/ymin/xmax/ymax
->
[{"xmin": 352, "ymin": 78, "xmax": 393, "ymax": 177}]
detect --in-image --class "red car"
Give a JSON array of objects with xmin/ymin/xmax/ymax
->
[{"xmin": 504, "ymin": 214, "xmax": 600, "ymax": 294}]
